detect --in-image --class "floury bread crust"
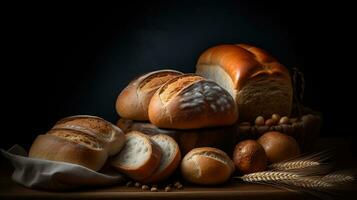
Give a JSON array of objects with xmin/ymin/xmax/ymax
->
[
  {"xmin": 116, "ymin": 70, "xmax": 183, "ymax": 121},
  {"xmin": 148, "ymin": 74, "xmax": 238, "ymax": 129},
  {"xmin": 196, "ymin": 44, "xmax": 293, "ymax": 122}
]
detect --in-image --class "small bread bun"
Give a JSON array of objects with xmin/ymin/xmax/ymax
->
[
  {"xmin": 181, "ymin": 147, "xmax": 235, "ymax": 185},
  {"xmin": 148, "ymin": 74, "xmax": 238, "ymax": 129},
  {"xmin": 116, "ymin": 70, "xmax": 183, "ymax": 121},
  {"xmin": 257, "ymin": 131, "xmax": 300, "ymax": 163},
  {"xmin": 233, "ymin": 140, "xmax": 267, "ymax": 174}
]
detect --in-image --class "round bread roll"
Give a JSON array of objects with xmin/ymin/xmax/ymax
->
[
  {"xmin": 148, "ymin": 74, "xmax": 238, "ymax": 129},
  {"xmin": 196, "ymin": 44, "xmax": 293, "ymax": 122},
  {"xmin": 116, "ymin": 70, "xmax": 183, "ymax": 121},
  {"xmin": 257, "ymin": 131, "xmax": 300, "ymax": 163},
  {"xmin": 181, "ymin": 147, "xmax": 235, "ymax": 185},
  {"xmin": 233, "ymin": 140, "xmax": 267, "ymax": 174},
  {"xmin": 54, "ymin": 115, "xmax": 125, "ymax": 156}
]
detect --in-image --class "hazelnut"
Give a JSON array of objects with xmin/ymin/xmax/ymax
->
[
  {"xmin": 255, "ymin": 116, "xmax": 265, "ymax": 126},
  {"xmin": 279, "ymin": 116, "xmax": 289, "ymax": 124},
  {"xmin": 233, "ymin": 140, "xmax": 267, "ymax": 174},
  {"xmin": 150, "ymin": 187, "xmax": 158, "ymax": 192},
  {"xmin": 265, "ymin": 119, "xmax": 275, "ymax": 126},
  {"xmin": 126, "ymin": 181, "xmax": 133, "ymax": 187},
  {"xmin": 134, "ymin": 182, "xmax": 141, "ymax": 187},
  {"xmin": 165, "ymin": 186, "xmax": 171, "ymax": 192},
  {"xmin": 257, "ymin": 131, "xmax": 300, "ymax": 163},
  {"xmin": 142, "ymin": 185, "xmax": 149, "ymax": 190},
  {"xmin": 272, "ymin": 114, "xmax": 281, "ymax": 122}
]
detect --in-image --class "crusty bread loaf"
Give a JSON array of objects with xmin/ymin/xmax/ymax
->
[
  {"xmin": 29, "ymin": 128, "xmax": 108, "ymax": 171},
  {"xmin": 54, "ymin": 115, "xmax": 125, "ymax": 156},
  {"xmin": 148, "ymin": 74, "xmax": 238, "ymax": 129},
  {"xmin": 117, "ymin": 118, "xmax": 237, "ymax": 154},
  {"xmin": 141, "ymin": 134, "xmax": 181, "ymax": 183},
  {"xmin": 181, "ymin": 147, "xmax": 235, "ymax": 185},
  {"xmin": 116, "ymin": 70, "xmax": 183, "ymax": 121},
  {"xmin": 196, "ymin": 44, "xmax": 293, "ymax": 122},
  {"xmin": 110, "ymin": 131, "xmax": 162, "ymax": 181}
]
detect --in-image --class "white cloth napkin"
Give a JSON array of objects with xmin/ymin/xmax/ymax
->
[{"xmin": 1, "ymin": 145, "xmax": 124, "ymax": 190}]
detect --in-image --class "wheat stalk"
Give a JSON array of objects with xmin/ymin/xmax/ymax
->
[
  {"xmin": 322, "ymin": 173, "xmax": 354, "ymax": 183},
  {"xmin": 238, "ymin": 171, "xmax": 300, "ymax": 182},
  {"xmin": 270, "ymin": 160, "xmax": 320, "ymax": 171},
  {"xmin": 282, "ymin": 177, "xmax": 332, "ymax": 188}
]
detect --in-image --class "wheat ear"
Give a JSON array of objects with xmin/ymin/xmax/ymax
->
[
  {"xmin": 238, "ymin": 171, "xmax": 300, "ymax": 182},
  {"xmin": 322, "ymin": 172, "xmax": 355, "ymax": 183}
]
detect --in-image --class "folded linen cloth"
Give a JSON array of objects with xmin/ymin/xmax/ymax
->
[{"xmin": 1, "ymin": 145, "xmax": 124, "ymax": 190}]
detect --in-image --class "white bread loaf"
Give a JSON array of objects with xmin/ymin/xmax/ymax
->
[
  {"xmin": 29, "ymin": 128, "xmax": 108, "ymax": 171},
  {"xmin": 116, "ymin": 70, "xmax": 183, "ymax": 121},
  {"xmin": 141, "ymin": 134, "xmax": 181, "ymax": 183},
  {"xmin": 196, "ymin": 44, "xmax": 293, "ymax": 122},
  {"xmin": 110, "ymin": 131, "xmax": 162, "ymax": 181},
  {"xmin": 181, "ymin": 147, "xmax": 235, "ymax": 185},
  {"xmin": 53, "ymin": 115, "xmax": 125, "ymax": 156},
  {"xmin": 148, "ymin": 74, "xmax": 238, "ymax": 129},
  {"xmin": 29, "ymin": 115, "xmax": 126, "ymax": 171}
]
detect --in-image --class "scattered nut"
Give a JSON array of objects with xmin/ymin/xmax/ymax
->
[
  {"xmin": 151, "ymin": 187, "xmax": 158, "ymax": 192},
  {"xmin": 142, "ymin": 185, "xmax": 149, "ymax": 190},
  {"xmin": 272, "ymin": 114, "xmax": 281, "ymax": 122},
  {"xmin": 165, "ymin": 186, "xmax": 171, "ymax": 192},
  {"xmin": 177, "ymin": 184, "xmax": 183, "ymax": 189},
  {"xmin": 255, "ymin": 116, "xmax": 265, "ymax": 126},
  {"xmin": 134, "ymin": 182, "xmax": 141, "ymax": 187},
  {"xmin": 174, "ymin": 181, "xmax": 181, "ymax": 188},
  {"xmin": 265, "ymin": 119, "xmax": 275, "ymax": 126},
  {"xmin": 126, "ymin": 181, "xmax": 133, "ymax": 187},
  {"xmin": 279, "ymin": 116, "xmax": 289, "ymax": 124}
]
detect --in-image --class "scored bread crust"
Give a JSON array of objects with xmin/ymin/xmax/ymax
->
[
  {"xmin": 181, "ymin": 147, "xmax": 235, "ymax": 185},
  {"xmin": 110, "ymin": 131, "xmax": 162, "ymax": 181},
  {"xmin": 53, "ymin": 115, "xmax": 126, "ymax": 156},
  {"xmin": 196, "ymin": 44, "xmax": 293, "ymax": 122},
  {"xmin": 116, "ymin": 70, "xmax": 183, "ymax": 121},
  {"xmin": 148, "ymin": 74, "xmax": 238, "ymax": 129},
  {"xmin": 29, "ymin": 129, "xmax": 107, "ymax": 171},
  {"xmin": 141, "ymin": 134, "xmax": 181, "ymax": 183}
]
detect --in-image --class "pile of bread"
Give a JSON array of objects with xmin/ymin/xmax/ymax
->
[{"xmin": 29, "ymin": 44, "xmax": 303, "ymax": 186}]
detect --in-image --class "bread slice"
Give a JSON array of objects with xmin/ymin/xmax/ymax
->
[
  {"xmin": 141, "ymin": 134, "xmax": 181, "ymax": 183},
  {"xmin": 29, "ymin": 128, "xmax": 107, "ymax": 171},
  {"xmin": 110, "ymin": 131, "xmax": 162, "ymax": 181},
  {"xmin": 54, "ymin": 115, "xmax": 125, "ymax": 156}
]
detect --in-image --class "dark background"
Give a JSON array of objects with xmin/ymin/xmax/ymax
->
[{"xmin": 2, "ymin": 1, "xmax": 355, "ymax": 150}]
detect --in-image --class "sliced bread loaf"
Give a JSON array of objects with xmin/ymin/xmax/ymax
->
[
  {"xmin": 142, "ymin": 134, "xmax": 181, "ymax": 183},
  {"xmin": 110, "ymin": 131, "xmax": 162, "ymax": 181}
]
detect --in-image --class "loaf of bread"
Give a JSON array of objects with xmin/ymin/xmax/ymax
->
[
  {"xmin": 181, "ymin": 147, "xmax": 235, "ymax": 185},
  {"xmin": 141, "ymin": 134, "xmax": 181, "ymax": 183},
  {"xmin": 196, "ymin": 44, "xmax": 293, "ymax": 122},
  {"xmin": 148, "ymin": 74, "xmax": 238, "ymax": 129},
  {"xmin": 29, "ymin": 128, "xmax": 108, "ymax": 171},
  {"xmin": 54, "ymin": 115, "xmax": 125, "ymax": 156},
  {"xmin": 110, "ymin": 131, "xmax": 162, "ymax": 181},
  {"xmin": 117, "ymin": 118, "xmax": 237, "ymax": 154},
  {"xmin": 116, "ymin": 70, "xmax": 183, "ymax": 121},
  {"xmin": 29, "ymin": 115, "xmax": 126, "ymax": 171}
]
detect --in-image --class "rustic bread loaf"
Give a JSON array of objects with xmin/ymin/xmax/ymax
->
[
  {"xmin": 148, "ymin": 74, "xmax": 238, "ymax": 129},
  {"xmin": 110, "ymin": 131, "xmax": 162, "ymax": 181},
  {"xmin": 29, "ymin": 128, "xmax": 108, "ymax": 171},
  {"xmin": 54, "ymin": 115, "xmax": 125, "ymax": 156},
  {"xmin": 196, "ymin": 44, "xmax": 293, "ymax": 122},
  {"xmin": 181, "ymin": 147, "xmax": 235, "ymax": 185},
  {"xmin": 141, "ymin": 134, "xmax": 181, "ymax": 183},
  {"xmin": 116, "ymin": 70, "xmax": 183, "ymax": 121}
]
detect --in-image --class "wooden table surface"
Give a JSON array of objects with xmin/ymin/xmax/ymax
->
[{"xmin": 1, "ymin": 137, "xmax": 356, "ymax": 200}]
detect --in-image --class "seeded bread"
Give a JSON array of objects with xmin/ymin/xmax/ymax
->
[
  {"xmin": 196, "ymin": 44, "xmax": 293, "ymax": 122},
  {"xmin": 141, "ymin": 134, "xmax": 181, "ymax": 183},
  {"xmin": 116, "ymin": 70, "xmax": 183, "ymax": 121},
  {"xmin": 148, "ymin": 74, "xmax": 238, "ymax": 129},
  {"xmin": 181, "ymin": 147, "xmax": 235, "ymax": 185},
  {"xmin": 110, "ymin": 131, "xmax": 162, "ymax": 181}
]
